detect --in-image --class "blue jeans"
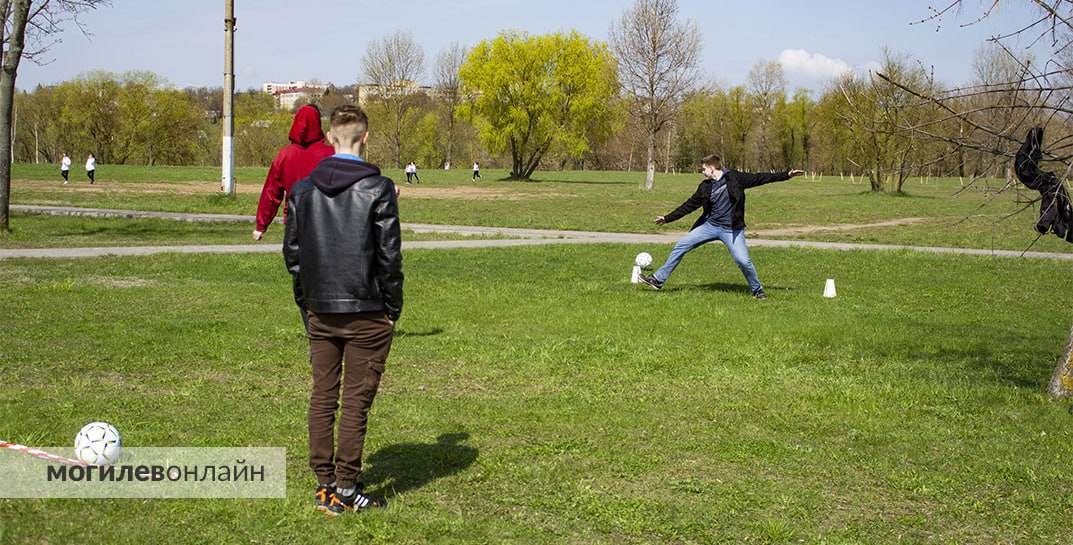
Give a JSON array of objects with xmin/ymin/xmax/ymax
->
[{"xmin": 653, "ymin": 223, "xmax": 762, "ymax": 293}]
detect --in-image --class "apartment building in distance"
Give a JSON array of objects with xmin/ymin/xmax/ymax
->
[
  {"xmin": 262, "ymin": 81, "xmax": 330, "ymax": 111},
  {"xmin": 355, "ymin": 80, "xmax": 450, "ymax": 106}
]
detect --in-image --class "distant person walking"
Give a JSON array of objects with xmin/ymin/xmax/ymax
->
[
  {"xmin": 60, "ymin": 153, "xmax": 71, "ymax": 184},
  {"xmin": 472, "ymin": 161, "xmax": 481, "ymax": 181},
  {"xmin": 85, "ymin": 154, "xmax": 96, "ymax": 184},
  {"xmin": 253, "ymin": 104, "xmax": 334, "ymax": 241},
  {"xmin": 639, "ymin": 154, "xmax": 804, "ymax": 299}
]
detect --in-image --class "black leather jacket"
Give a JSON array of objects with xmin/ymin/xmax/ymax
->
[
  {"xmin": 664, "ymin": 169, "xmax": 792, "ymax": 231},
  {"xmin": 283, "ymin": 157, "xmax": 403, "ymax": 320}
]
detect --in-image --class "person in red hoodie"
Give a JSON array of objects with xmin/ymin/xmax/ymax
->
[{"xmin": 252, "ymin": 104, "xmax": 335, "ymax": 241}]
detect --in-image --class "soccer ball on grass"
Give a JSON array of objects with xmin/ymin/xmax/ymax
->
[{"xmin": 74, "ymin": 421, "xmax": 121, "ymax": 465}]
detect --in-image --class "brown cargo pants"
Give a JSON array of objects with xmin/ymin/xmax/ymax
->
[{"xmin": 306, "ymin": 310, "xmax": 394, "ymax": 488}]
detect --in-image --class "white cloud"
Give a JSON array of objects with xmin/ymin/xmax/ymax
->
[{"xmin": 777, "ymin": 49, "xmax": 854, "ymax": 81}]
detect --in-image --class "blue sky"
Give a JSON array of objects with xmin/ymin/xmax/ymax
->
[{"xmin": 16, "ymin": 0, "xmax": 1044, "ymax": 92}]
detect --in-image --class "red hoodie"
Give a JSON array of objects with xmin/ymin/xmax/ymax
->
[{"xmin": 254, "ymin": 105, "xmax": 335, "ymax": 232}]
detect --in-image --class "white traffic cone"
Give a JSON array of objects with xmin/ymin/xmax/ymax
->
[
  {"xmin": 823, "ymin": 278, "xmax": 837, "ymax": 298},
  {"xmin": 631, "ymin": 265, "xmax": 642, "ymax": 284}
]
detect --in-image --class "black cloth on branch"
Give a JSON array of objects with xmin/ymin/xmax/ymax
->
[{"xmin": 1014, "ymin": 127, "xmax": 1073, "ymax": 243}]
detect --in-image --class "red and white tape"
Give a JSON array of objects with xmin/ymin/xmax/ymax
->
[{"xmin": 0, "ymin": 441, "xmax": 87, "ymax": 466}]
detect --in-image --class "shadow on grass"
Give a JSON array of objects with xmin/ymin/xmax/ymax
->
[
  {"xmin": 924, "ymin": 342, "xmax": 1052, "ymax": 390},
  {"xmin": 363, "ymin": 432, "xmax": 478, "ymax": 499},
  {"xmin": 395, "ymin": 327, "xmax": 444, "ymax": 339},
  {"xmin": 663, "ymin": 282, "xmax": 788, "ymax": 295},
  {"xmin": 532, "ymin": 179, "xmax": 634, "ymax": 186},
  {"xmin": 846, "ymin": 190, "xmax": 939, "ymax": 200},
  {"xmin": 677, "ymin": 282, "xmax": 752, "ymax": 294},
  {"xmin": 853, "ymin": 322, "xmax": 1059, "ymax": 391}
]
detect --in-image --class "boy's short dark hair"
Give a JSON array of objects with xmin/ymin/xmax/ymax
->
[
  {"xmin": 700, "ymin": 154, "xmax": 722, "ymax": 170},
  {"xmin": 330, "ymin": 105, "xmax": 368, "ymax": 135}
]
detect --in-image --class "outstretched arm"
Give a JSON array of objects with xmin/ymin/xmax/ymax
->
[{"xmin": 739, "ymin": 169, "xmax": 805, "ymax": 189}]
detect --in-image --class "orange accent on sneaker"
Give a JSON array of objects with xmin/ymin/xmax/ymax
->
[{"xmin": 328, "ymin": 493, "xmax": 350, "ymax": 512}]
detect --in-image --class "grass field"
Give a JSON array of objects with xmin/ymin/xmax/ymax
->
[
  {"xmin": 2, "ymin": 244, "xmax": 1072, "ymax": 544},
  {"xmin": 0, "ymin": 212, "xmax": 505, "ymax": 249},
  {"xmin": 9, "ymin": 163, "xmax": 1072, "ymax": 254}
]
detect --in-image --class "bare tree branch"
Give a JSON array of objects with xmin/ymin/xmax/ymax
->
[{"xmin": 609, "ymin": 0, "xmax": 700, "ymax": 190}]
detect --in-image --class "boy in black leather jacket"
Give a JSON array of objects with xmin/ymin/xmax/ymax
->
[{"xmin": 284, "ymin": 105, "xmax": 403, "ymax": 515}]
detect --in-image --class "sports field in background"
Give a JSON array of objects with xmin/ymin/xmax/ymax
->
[{"xmin": 6, "ymin": 163, "xmax": 1071, "ymax": 254}]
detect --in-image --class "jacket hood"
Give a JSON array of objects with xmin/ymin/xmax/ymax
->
[
  {"xmin": 309, "ymin": 157, "xmax": 382, "ymax": 197},
  {"xmin": 288, "ymin": 105, "xmax": 326, "ymax": 147}
]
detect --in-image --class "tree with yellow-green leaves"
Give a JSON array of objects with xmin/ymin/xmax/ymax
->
[{"xmin": 458, "ymin": 31, "xmax": 620, "ymax": 180}]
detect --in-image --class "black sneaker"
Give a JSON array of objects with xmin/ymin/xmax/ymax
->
[
  {"xmin": 325, "ymin": 485, "xmax": 385, "ymax": 515},
  {"xmin": 639, "ymin": 273, "xmax": 663, "ymax": 291},
  {"xmin": 314, "ymin": 483, "xmax": 334, "ymax": 512},
  {"xmin": 753, "ymin": 289, "xmax": 768, "ymax": 300}
]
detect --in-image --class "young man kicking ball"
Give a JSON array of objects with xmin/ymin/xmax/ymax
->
[
  {"xmin": 284, "ymin": 105, "xmax": 403, "ymax": 514},
  {"xmin": 640, "ymin": 154, "xmax": 804, "ymax": 299}
]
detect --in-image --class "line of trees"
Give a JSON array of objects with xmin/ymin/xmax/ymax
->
[
  {"xmin": 13, "ymin": 46, "xmax": 1046, "ymax": 183},
  {"xmin": 10, "ymin": 0, "xmax": 1072, "ymax": 191}
]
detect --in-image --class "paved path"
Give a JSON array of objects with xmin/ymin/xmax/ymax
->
[
  {"xmin": 11, "ymin": 204, "xmax": 665, "ymax": 240},
  {"xmin": 5, "ymin": 204, "xmax": 1073, "ymax": 261}
]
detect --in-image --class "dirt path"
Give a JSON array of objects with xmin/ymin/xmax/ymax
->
[
  {"xmin": 752, "ymin": 217, "xmax": 930, "ymax": 237},
  {"xmin": 3, "ymin": 236, "xmax": 1071, "ymax": 261},
  {"xmin": 4, "ymin": 206, "xmax": 1072, "ymax": 261}
]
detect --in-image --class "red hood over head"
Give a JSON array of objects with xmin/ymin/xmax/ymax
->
[{"xmin": 288, "ymin": 105, "xmax": 326, "ymax": 147}]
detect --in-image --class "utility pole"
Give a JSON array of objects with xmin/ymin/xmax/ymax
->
[
  {"xmin": 221, "ymin": 0, "xmax": 236, "ymax": 195},
  {"xmin": 10, "ymin": 102, "xmax": 16, "ymax": 165}
]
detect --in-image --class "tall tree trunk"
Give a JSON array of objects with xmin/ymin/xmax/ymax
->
[
  {"xmin": 509, "ymin": 137, "xmax": 521, "ymax": 179},
  {"xmin": 0, "ymin": 0, "xmax": 29, "ymax": 232},
  {"xmin": 521, "ymin": 138, "xmax": 552, "ymax": 180},
  {"xmin": 1048, "ymin": 322, "xmax": 1073, "ymax": 398},
  {"xmin": 644, "ymin": 129, "xmax": 655, "ymax": 191},
  {"xmin": 10, "ymin": 100, "xmax": 15, "ymax": 164},
  {"xmin": 392, "ymin": 97, "xmax": 404, "ymax": 168},
  {"xmin": 869, "ymin": 151, "xmax": 883, "ymax": 193},
  {"xmin": 664, "ymin": 127, "xmax": 671, "ymax": 174}
]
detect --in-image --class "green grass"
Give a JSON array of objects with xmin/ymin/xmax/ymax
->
[
  {"xmin": 10, "ymin": 163, "xmax": 1071, "ymax": 253},
  {"xmin": 761, "ymin": 214, "xmax": 1071, "ymax": 253},
  {"xmin": 2, "ymin": 244, "xmax": 1072, "ymax": 543},
  {"xmin": 14, "ymin": 162, "xmax": 272, "ymax": 184},
  {"xmin": 0, "ymin": 213, "xmax": 507, "ymax": 249}
]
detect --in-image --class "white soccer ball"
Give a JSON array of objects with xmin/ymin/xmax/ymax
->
[
  {"xmin": 74, "ymin": 421, "xmax": 121, "ymax": 466},
  {"xmin": 635, "ymin": 252, "xmax": 653, "ymax": 268}
]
